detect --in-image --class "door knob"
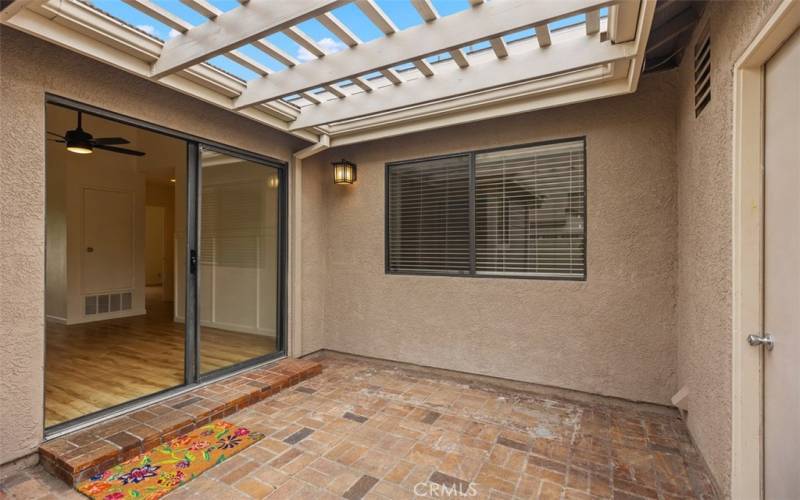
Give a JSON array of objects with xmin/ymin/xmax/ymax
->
[{"xmin": 747, "ymin": 334, "xmax": 775, "ymax": 351}]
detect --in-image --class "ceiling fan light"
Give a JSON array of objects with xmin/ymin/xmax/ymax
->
[
  {"xmin": 66, "ymin": 144, "xmax": 93, "ymax": 154},
  {"xmin": 65, "ymin": 128, "xmax": 93, "ymax": 154}
]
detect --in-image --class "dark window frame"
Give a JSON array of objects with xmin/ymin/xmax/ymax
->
[{"xmin": 385, "ymin": 137, "xmax": 587, "ymax": 281}]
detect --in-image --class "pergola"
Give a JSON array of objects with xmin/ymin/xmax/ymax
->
[{"xmin": 1, "ymin": 0, "xmax": 655, "ymax": 149}]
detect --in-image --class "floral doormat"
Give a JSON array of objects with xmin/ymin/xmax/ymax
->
[{"xmin": 76, "ymin": 420, "xmax": 263, "ymax": 500}]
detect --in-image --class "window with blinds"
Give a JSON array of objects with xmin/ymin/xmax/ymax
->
[
  {"xmin": 387, "ymin": 155, "xmax": 471, "ymax": 274},
  {"xmin": 475, "ymin": 140, "xmax": 585, "ymax": 278},
  {"xmin": 386, "ymin": 138, "xmax": 586, "ymax": 280}
]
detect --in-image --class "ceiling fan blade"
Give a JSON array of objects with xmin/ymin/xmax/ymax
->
[
  {"xmin": 48, "ymin": 139, "xmax": 65, "ymax": 143},
  {"xmin": 93, "ymin": 137, "xmax": 130, "ymax": 145},
  {"xmin": 94, "ymin": 144, "xmax": 146, "ymax": 156},
  {"xmin": 47, "ymin": 131, "xmax": 65, "ymax": 139}
]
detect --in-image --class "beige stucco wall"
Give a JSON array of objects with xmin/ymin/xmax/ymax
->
[
  {"xmin": 301, "ymin": 71, "xmax": 680, "ymax": 405},
  {"xmin": 0, "ymin": 27, "xmax": 306, "ymax": 464},
  {"xmin": 299, "ymin": 157, "xmax": 329, "ymax": 355},
  {"xmin": 673, "ymin": 0, "xmax": 780, "ymax": 494}
]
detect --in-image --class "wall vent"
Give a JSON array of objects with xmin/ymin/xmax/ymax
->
[
  {"xmin": 694, "ymin": 26, "xmax": 711, "ymax": 117},
  {"xmin": 84, "ymin": 292, "xmax": 132, "ymax": 316}
]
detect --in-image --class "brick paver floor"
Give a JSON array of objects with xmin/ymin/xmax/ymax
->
[{"xmin": 1, "ymin": 351, "xmax": 718, "ymax": 499}]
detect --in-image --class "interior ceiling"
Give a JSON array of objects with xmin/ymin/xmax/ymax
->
[
  {"xmin": 643, "ymin": 0, "xmax": 706, "ymax": 73},
  {"xmin": 46, "ymin": 103, "xmax": 185, "ymax": 183},
  {"xmin": 3, "ymin": 0, "xmax": 657, "ymax": 148}
]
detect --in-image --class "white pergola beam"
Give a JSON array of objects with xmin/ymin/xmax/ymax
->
[
  {"xmin": 608, "ymin": 0, "xmax": 641, "ymax": 43},
  {"xmin": 3, "ymin": 2, "xmax": 319, "ymax": 142},
  {"xmin": 586, "ymin": 10, "xmax": 601, "ymax": 35},
  {"xmin": 284, "ymin": 26, "xmax": 325, "ymax": 58},
  {"xmin": 317, "ymin": 12, "xmax": 361, "ymax": 47},
  {"xmin": 151, "ymin": 0, "xmax": 347, "ymax": 78},
  {"xmin": 235, "ymin": 0, "xmax": 612, "ymax": 109},
  {"xmin": 535, "ymin": 23, "xmax": 552, "ymax": 47},
  {"xmin": 490, "ymin": 37, "xmax": 509, "ymax": 58},
  {"xmin": 123, "ymin": 0, "xmax": 191, "ymax": 33},
  {"xmin": 180, "ymin": 0, "xmax": 221, "ymax": 19},
  {"xmin": 252, "ymin": 39, "xmax": 298, "ymax": 67},
  {"xmin": 355, "ymin": 0, "xmax": 397, "ymax": 34},
  {"xmin": 380, "ymin": 68, "xmax": 403, "ymax": 84},
  {"xmin": 412, "ymin": 59, "xmax": 435, "ymax": 77},
  {"xmin": 300, "ymin": 91, "xmax": 323, "ymax": 104},
  {"xmin": 226, "ymin": 50, "xmax": 271, "ymax": 76},
  {"xmin": 0, "ymin": 0, "xmax": 35, "ymax": 23},
  {"xmin": 290, "ymin": 35, "xmax": 635, "ymax": 130},
  {"xmin": 324, "ymin": 84, "xmax": 347, "ymax": 98},
  {"xmin": 352, "ymin": 77, "xmax": 374, "ymax": 92},
  {"xmin": 411, "ymin": 0, "xmax": 438, "ymax": 22},
  {"xmin": 449, "ymin": 49, "xmax": 469, "ymax": 68}
]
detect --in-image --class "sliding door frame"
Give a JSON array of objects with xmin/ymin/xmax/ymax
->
[
  {"xmin": 193, "ymin": 143, "xmax": 288, "ymax": 383},
  {"xmin": 44, "ymin": 94, "xmax": 288, "ymax": 437}
]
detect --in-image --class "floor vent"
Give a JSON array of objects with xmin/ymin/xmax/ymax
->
[
  {"xmin": 85, "ymin": 292, "xmax": 132, "ymax": 315},
  {"xmin": 694, "ymin": 26, "xmax": 711, "ymax": 117}
]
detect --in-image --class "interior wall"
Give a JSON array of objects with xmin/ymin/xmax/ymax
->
[
  {"xmin": 44, "ymin": 159, "xmax": 67, "ymax": 321},
  {"xmin": 302, "ymin": 71, "xmax": 680, "ymax": 405},
  {"xmin": 0, "ymin": 27, "xmax": 307, "ymax": 465},
  {"xmin": 145, "ymin": 183, "xmax": 175, "ymax": 298},
  {"xmin": 59, "ymin": 147, "xmax": 147, "ymax": 322},
  {"xmin": 673, "ymin": 0, "xmax": 781, "ymax": 494}
]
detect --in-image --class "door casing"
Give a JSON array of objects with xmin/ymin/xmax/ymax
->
[{"xmin": 732, "ymin": 1, "xmax": 800, "ymax": 498}]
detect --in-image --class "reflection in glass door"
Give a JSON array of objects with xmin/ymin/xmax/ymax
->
[{"xmin": 197, "ymin": 148, "xmax": 281, "ymax": 374}]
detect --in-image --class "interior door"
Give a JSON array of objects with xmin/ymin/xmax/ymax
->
[
  {"xmin": 83, "ymin": 187, "xmax": 134, "ymax": 293},
  {"xmin": 763, "ymin": 27, "xmax": 799, "ymax": 500}
]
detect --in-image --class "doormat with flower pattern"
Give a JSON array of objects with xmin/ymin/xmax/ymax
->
[{"xmin": 76, "ymin": 420, "xmax": 263, "ymax": 500}]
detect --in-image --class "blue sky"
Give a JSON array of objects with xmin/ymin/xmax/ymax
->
[{"xmin": 90, "ymin": 0, "xmax": 602, "ymax": 83}]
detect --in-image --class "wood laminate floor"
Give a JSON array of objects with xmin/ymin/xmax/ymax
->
[{"xmin": 45, "ymin": 295, "xmax": 276, "ymax": 427}]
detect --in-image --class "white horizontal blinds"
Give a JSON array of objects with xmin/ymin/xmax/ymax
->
[
  {"xmin": 388, "ymin": 155, "xmax": 471, "ymax": 274},
  {"xmin": 201, "ymin": 181, "xmax": 270, "ymax": 267},
  {"xmin": 474, "ymin": 140, "xmax": 585, "ymax": 278}
]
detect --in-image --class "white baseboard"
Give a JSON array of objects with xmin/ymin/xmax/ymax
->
[
  {"xmin": 66, "ymin": 308, "xmax": 147, "ymax": 325},
  {"xmin": 45, "ymin": 315, "xmax": 67, "ymax": 324}
]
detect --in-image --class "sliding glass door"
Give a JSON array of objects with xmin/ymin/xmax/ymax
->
[
  {"xmin": 44, "ymin": 97, "xmax": 286, "ymax": 432},
  {"xmin": 196, "ymin": 147, "xmax": 283, "ymax": 376}
]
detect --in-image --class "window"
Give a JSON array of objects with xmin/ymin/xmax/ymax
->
[{"xmin": 387, "ymin": 138, "xmax": 586, "ymax": 279}]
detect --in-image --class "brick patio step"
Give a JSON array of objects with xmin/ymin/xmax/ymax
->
[{"xmin": 39, "ymin": 357, "xmax": 321, "ymax": 486}]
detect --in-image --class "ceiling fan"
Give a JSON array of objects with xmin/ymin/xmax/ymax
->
[{"xmin": 47, "ymin": 111, "xmax": 145, "ymax": 156}]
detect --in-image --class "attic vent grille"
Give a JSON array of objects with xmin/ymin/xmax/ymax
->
[{"xmin": 694, "ymin": 27, "xmax": 711, "ymax": 117}]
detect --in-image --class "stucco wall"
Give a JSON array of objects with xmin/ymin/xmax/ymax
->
[
  {"xmin": 303, "ymin": 72, "xmax": 680, "ymax": 405},
  {"xmin": 0, "ymin": 27, "xmax": 306, "ymax": 464},
  {"xmin": 299, "ymin": 157, "xmax": 329, "ymax": 355},
  {"xmin": 673, "ymin": 0, "xmax": 780, "ymax": 493}
]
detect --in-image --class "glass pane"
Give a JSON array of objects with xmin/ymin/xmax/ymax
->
[
  {"xmin": 199, "ymin": 148, "xmax": 280, "ymax": 374},
  {"xmin": 387, "ymin": 155, "xmax": 471, "ymax": 274},
  {"xmin": 474, "ymin": 140, "xmax": 585, "ymax": 278},
  {"xmin": 44, "ymin": 103, "xmax": 187, "ymax": 427}
]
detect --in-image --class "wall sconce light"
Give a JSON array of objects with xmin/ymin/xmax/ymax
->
[
  {"xmin": 332, "ymin": 159, "xmax": 357, "ymax": 184},
  {"xmin": 268, "ymin": 173, "xmax": 280, "ymax": 189}
]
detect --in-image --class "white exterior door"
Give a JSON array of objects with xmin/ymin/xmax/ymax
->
[{"xmin": 763, "ymin": 27, "xmax": 799, "ymax": 500}]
